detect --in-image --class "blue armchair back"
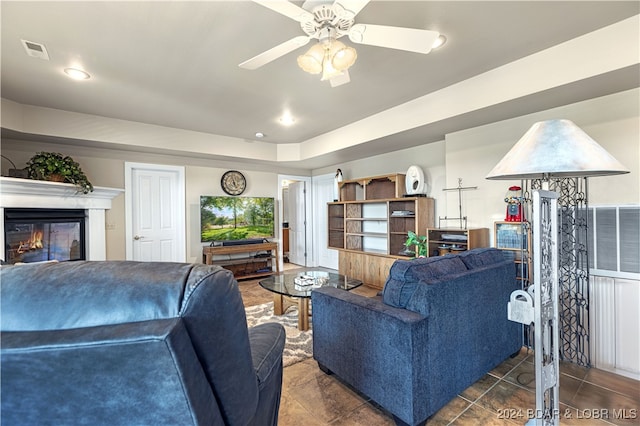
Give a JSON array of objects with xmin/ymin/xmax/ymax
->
[
  {"xmin": 1, "ymin": 261, "xmax": 285, "ymax": 426},
  {"xmin": 312, "ymin": 248, "xmax": 521, "ymax": 426}
]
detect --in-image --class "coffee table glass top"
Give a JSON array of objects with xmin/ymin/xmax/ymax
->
[{"xmin": 259, "ymin": 270, "xmax": 362, "ymax": 298}]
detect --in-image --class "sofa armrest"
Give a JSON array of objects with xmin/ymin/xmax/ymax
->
[
  {"xmin": 314, "ymin": 286, "xmax": 426, "ymax": 323},
  {"xmin": 247, "ymin": 322, "xmax": 286, "ymax": 388},
  {"xmin": 246, "ymin": 323, "xmax": 286, "ymax": 426},
  {"xmin": 1, "ymin": 319, "xmax": 222, "ymax": 425},
  {"xmin": 312, "ymin": 287, "xmax": 430, "ymax": 420}
]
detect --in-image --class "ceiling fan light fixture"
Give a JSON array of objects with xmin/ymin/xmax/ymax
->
[
  {"xmin": 320, "ymin": 59, "xmax": 344, "ymax": 81},
  {"xmin": 297, "ymin": 42, "xmax": 325, "ymax": 74},
  {"xmin": 330, "ymin": 41, "xmax": 357, "ymax": 71},
  {"xmin": 242, "ymin": 1, "xmax": 446, "ymax": 87},
  {"xmin": 320, "ymin": 42, "xmax": 344, "ymax": 81}
]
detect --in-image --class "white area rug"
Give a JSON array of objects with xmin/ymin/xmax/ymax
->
[{"xmin": 245, "ymin": 302, "xmax": 313, "ymax": 367}]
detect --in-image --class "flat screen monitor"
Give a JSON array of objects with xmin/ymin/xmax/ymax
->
[{"xmin": 200, "ymin": 196, "xmax": 275, "ymax": 243}]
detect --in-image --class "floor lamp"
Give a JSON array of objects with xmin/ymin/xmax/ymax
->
[{"xmin": 486, "ymin": 119, "xmax": 629, "ymax": 426}]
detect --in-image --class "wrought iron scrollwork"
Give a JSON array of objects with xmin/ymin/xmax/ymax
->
[{"xmin": 523, "ymin": 178, "xmax": 590, "ymax": 368}]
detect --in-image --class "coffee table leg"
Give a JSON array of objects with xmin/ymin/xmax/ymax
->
[
  {"xmin": 298, "ymin": 298, "xmax": 309, "ymax": 331},
  {"xmin": 272, "ymin": 293, "xmax": 309, "ymax": 331},
  {"xmin": 273, "ymin": 294, "xmax": 284, "ymax": 315}
]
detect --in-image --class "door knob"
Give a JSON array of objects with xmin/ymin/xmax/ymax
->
[{"xmin": 134, "ymin": 235, "xmax": 145, "ymax": 240}]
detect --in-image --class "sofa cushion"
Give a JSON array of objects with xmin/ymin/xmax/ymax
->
[
  {"xmin": 457, "ymin": 248, "xmax": 507, "ymax": 269},
  {"xmin": 382, "ymin": 256, "xmax": 468, "ymax": 308}
]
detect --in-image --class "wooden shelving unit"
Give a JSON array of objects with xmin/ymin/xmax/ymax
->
[
  {"xmin": 426, "ymin": 228, "xmax": 489, "ymax": 257},
  {"xmin": 329, "ymin": 197, "xmax": 434, "ymax": 256},
  {"xmin": 203, "ymin": 242, "xmax": 280, "ymax": 280},
  {"xmin": 494, "ymin": 221, "xmax": 531, "ymax": 287},
  {"xmin": 389, "ymin": 198, "xmax": 427, "ymax": 256},
  {"xmin": 339, "ymin": 173, "xmax": 406, "ymax": 202},
  {"xmin": 328, "ymin": 204, "xmax": 345, "ymax": 249},
  {"xmin": 328, "ymin": 173, "xmax": 435, "ymax": 289}
]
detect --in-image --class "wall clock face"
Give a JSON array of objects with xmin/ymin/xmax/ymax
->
[{"xmin": 221, "ymin": 170, "xmax": 246, "ymax": 195}]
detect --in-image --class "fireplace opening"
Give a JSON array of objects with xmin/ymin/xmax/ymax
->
[{"xmin": 4, "ymin": 208, "xmax": 86, "ymax": 264}]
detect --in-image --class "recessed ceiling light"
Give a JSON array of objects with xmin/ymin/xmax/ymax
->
[
  {"xmin": 279, "ymin": 112, "xmax": 295, "ymax": 126},
  {"xmin": 64, "ymin": 68, "xmax": 90, "ymax": 80},
  {"xmin": 255, "ymin": 132, "xmax": 265, "ymax": 138},
  {"xmin": 432, "ymin": 35, "xmax": 447, "ymax": 49}
]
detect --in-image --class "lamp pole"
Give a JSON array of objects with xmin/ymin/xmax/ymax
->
[{"xmin": 530, "ymin": 189, "xmax": 560, "ymax": 425}]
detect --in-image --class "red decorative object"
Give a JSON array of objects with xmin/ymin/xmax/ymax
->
[{"xmin": 504, "ymin": 185, "xmax": 524, "ymax": 222}]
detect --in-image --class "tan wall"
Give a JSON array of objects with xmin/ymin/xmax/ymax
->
[
  {"xmin": 0, "ymin": 141, "xmax": 287, "ymax": 261},
  {"xmin": 312, "ymin": 90, "xmax": 639, "ymax": 237},
  {"xmin": 185, "ymin": 166, "xmax": 278, "ymax": 263},
  {"xmin": 444, "ymin": 88, "xmax": 639, "ymax": 239},
  {"xmin": 2, "ymin": 89, "xmax": 637, "ymax": 258},
  {"xmin": 313, "ymin": 141, "xmax": 447, "ymax": 222}
]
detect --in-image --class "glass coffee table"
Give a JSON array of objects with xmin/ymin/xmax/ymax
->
[{"xmin": 259, "ymin": 270, "xmax": 363, "ymax": 331}]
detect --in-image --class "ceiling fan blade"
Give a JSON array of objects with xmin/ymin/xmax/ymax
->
[
  {"xmin": 332, "ymin": 0, "xmax": 370, "ymax": 19},
  {"xmin": 253, "ymin": 0, "xmax": 314, "ymax": 23},
  {"xmin": 239, "ymin": 36, "xmax": 310, "ymax": 70},
  {"xmin": 330, "ymin": 69, "xmax": 350, "ymax": 88},
  {"xmin": 348, "ymin": 24, "xmax": 439, "ymax": 54}
]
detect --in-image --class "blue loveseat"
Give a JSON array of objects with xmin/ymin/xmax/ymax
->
[
  {"xmin": 312, "ymin": 248, "xmax": 521, "ymax": 426},
  {"xmin": 1, "ymin": 261, "xmax": 286, "ymax": 425}
]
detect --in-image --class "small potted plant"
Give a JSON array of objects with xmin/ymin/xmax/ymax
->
[
  {"xmin": 26, "ymin": 152, "xmax": 94, "ymax": 194},
  {"xmin": 405, "ymin": 231, "xmax": 428, "ymax": 258}
]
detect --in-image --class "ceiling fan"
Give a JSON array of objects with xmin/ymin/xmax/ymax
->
[{"xmin": 239, "ymin": 0, "xmax": 441, "ymax": 87}]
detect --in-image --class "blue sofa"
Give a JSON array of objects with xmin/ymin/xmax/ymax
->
[
  {"xmin": 1, "ymin": 261, "xmax": 286, "ymax": 425},
  {"xmin": 312, "ymin": 248, "xmax": 521, "ymax": 426}
]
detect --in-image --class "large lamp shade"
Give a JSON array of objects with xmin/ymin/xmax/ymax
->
[{"xmin": 486, "ymin": 119, "xmax": 629, "ymax": 180}]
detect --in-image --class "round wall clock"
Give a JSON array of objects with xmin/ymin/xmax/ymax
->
[{"xmin": 221, "ymin": 170, "xmax": 246, "ymax": 195}]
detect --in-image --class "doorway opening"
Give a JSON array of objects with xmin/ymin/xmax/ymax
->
[{"xmin": 279, "ymin": 175, "xmax": 312, "ymax": 269}]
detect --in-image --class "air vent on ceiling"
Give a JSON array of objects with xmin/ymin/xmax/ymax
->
[{"xmin": 21, "ymin": 39, "xmax": 49, "ymax": 60}]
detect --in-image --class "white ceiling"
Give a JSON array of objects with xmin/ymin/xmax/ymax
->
[{"xmin": 1, "ymin": 1, "xmax": 639, "ymax": 170}]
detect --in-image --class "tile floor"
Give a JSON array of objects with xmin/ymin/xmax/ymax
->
[{"xmin": 238, "ymin": 268, "xmax": 640, "ymax": 425}]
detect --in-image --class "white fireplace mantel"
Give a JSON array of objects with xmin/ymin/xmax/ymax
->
[{"xmin": 0, "ymin": 177, "xmax": 124, "ymax": 261}]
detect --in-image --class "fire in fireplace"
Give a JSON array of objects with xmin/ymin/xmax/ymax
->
[{"xmin": 4, "ymin": 208, "xmax": 86, "ymax": 264}]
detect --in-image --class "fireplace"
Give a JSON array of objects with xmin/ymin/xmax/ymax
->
[
  {"xmin": 4, "ymin": 208, "xmax": 86, "ymax": 264},
  {"xmin": 1, "ymin": 177, "xmax": 123, "ymax": 263}
]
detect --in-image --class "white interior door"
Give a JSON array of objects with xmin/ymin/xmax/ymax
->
[
  {"xmin": 314, "ymin": 174, "xmax": 339, "ymax": 269},
  {"xmin": 125, "ymin": 163, "xmax": 185, "ymax": 262},
  {"xmin": 288, "ymin": 180, "xmax": 306, "ymax": 266}
]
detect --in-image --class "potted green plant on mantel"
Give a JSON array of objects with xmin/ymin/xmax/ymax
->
[
  {"xmin": 405, "ymin": 231, "xmax": 428, "ymax": 258},
  {"xmin": 26, "ymin": 152, "xmax": 94, "ymax": 194}
]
